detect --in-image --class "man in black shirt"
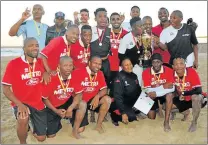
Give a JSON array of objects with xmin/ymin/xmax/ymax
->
[
  {"xmin": 45, "ymin": 12, "xmax": 66, "ymax": 45},
  {"xmin": 109, "ymin": 58, "xmax": 142, "ymax": 126},
  {"xmin": 158, "ymin": 10, "xmax": 199, "ymax": 69}
]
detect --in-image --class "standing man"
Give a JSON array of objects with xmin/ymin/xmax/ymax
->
[
  {"xmin": 152, "ymin": 7, "xmax": 171, "ymax": 66},
  {"xmin": 74, "ymin": 56, "xmax": 111, "ymax": 133},
  {"xmin": 45, "ymin": 11, "xmax": 66, "ymax": 46},
  {"xmin": 74, "ymin": 8, "xmax": 90, "ymax": 31},
  {"xmin": 9, "ymin": 4, "xmax": 48, "ymax": 50},
  {"xmin": 2, "ymin": 38, "xmax": 47, "ymax": 144},
  {"xmin": 142, "ymin": 53, "xmax": 175, "ymax": 132},
  {"xmin": 119, "ymin": 17, "xmax": 149, "ymax": 86},
  {"xmin": 40, "ymin": 25, "xmax": 79, "ymax": 74},
  {"xmin": 172, "ymin": 57, "xmax": 203, "ymax": 132},
  {"xmin": 158, "ymin": 10, "xmax": 199, "ymax": 68},
  {"xmin": 109, "ymin": 12, "xmax": 128, "ymax": 85},
  {"xmin": 70, "ymin": 25, "xmax": 92, "ymax": 69},
  {"xmin": 121, "ymin": 6, "xmax": 140, "ymax": 32},
  {"xmin": 90, "ymin": 8, "xmax": 111, "ymax": 88},
  {"xmin": 42, "ymin": 56, "xmax": 87, "ymax": 139}
]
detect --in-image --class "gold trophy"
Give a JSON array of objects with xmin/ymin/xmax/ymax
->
[{"xmin": 141, "ymin": 30, "xmax": 151, "ymax": 60}]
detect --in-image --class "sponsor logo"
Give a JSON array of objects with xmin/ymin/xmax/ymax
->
[
  {"xmin": 26, "ymin": 78, "xmax": 39, "ymax": 86},
  {"xmin": 182, "ymin": 34, "xmax": 190, "ymax": 37},
  {"xmin": 21, "ymin": 71, "xmax": 41, "ymax": 80},
  {"xmin": 81, "ymin": 81, "xmax": 98, "ymax": 87},
  {"xmin": 124, "ymin": 81, "xmax": 130, "ymax": 86},
  {"xmin": 84, "ymin": 87, "xmax": 95, "ymax": 92},
  {"xmin": 151, "ymin": 79, "xmax": 167, "ymax": 86},
  {"xmin": 54, "ymin": 88, "xmax": 74, "ymax": 95},
  {"xmin": 170, "ymin": 32, "xmax": 174, "ymax": 36}
]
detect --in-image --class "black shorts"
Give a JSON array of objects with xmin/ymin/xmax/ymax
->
[
  {"xmin": 173, "ymin": 96, "xmax": 192, "ymax": 113},
  {"xmin": 13, "ymin": 104, "xmax": 47, "ymax": 136},
  {"xmin": 87, "ymin": 97, "xmax": 101, "ymax": 113},
  {"xmin": 46, "ymin": 97, "xmax": 88, "ymax": 135},
  {"xmin": 151, "ymin": 96, "xmax": 166, "ymax": 111}
]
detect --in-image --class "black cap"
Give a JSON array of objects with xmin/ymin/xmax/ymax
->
[
  {"xmin": 151, "ymin": 53, "xmax": 163, "ymax": 62},
  {"xmin": 55, "ymin": 11, "xmax": 65, "ymax": 19}
]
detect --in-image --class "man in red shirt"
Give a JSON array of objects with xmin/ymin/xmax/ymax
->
[
  {"xmin": 2, "ymin": 37, "xmax": 47, "ymax": 144},
  {"xmin": 42, "ymin": 56, "xmax": 87, "ymax": 139},
  {"xmin": 70, "ymin": 25, "xmax": 92, "ymax": 69},
  {"xmin": 172, "ymin": 57, "xmax": 204, "ymax": 132},
  {"xmin": 152, "ymin": 7, "xmax": 171, "ymax": 65},
  {"xmin": 142, "ymin": 53, "xmax": 175, "ymax": 132},
  {"xmin": 74, "ymin": 56, "xmax": 111, "ymax": 134},
  {"xmin": 40, "ymin": 25, "xmax": 79, "ymax": 75},
  {"xmin": 109, "ymin": 12, "xmax": 128, "ymax": 84}
]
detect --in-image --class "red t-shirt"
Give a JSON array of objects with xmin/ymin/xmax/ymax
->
[
  {"xmin": 70, "ymin": 40, "xmax": 90, "ymax": 69},
  {"xmin": 74, "ymin": 67, "xmax": 107, "ymax": 102},
  {"xmin": 42, "ymin": 71, "xmax": 83, "ymax": 107},
  {"xmin": 40, "ymin": 36, "xmax": 70, "ymax": 71},
  {"xmin": 2, "ymin": 56, "xmax": 45, "ymax": 110},
  {"xmin": 142, "ymin": 66, "xmax": 174, "ymax": 88},
  {"xmin": 109, "ymin": 28, "xmax": 128, "ymax": 71},
  {"xmin": 152, "ymin": 24, "xmax": 170, "ymax": 63},
  {"xmin": 173, "ymin": 68, "xmax": 202, "ymax": 101}
]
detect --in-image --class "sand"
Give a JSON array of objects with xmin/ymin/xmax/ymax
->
[{"xmin": 1, "ymin": 52, "xmax": 207, "ymax": 144}]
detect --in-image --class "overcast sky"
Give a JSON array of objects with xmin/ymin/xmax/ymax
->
[{"xmin": 1, "ymin": 1, "xmax": 207, "ymax": 47}]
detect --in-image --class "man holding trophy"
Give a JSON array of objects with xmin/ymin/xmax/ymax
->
[{"xmin": 118, "ymin": 16, "xmax": 152, "ymax": 86}]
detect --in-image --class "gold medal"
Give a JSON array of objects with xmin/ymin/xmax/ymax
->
[{"xmin": 26, "ymin": 58, "xmax": 37, "ymax": 79}]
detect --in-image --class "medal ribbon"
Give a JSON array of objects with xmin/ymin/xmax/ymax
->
[
  {"xmin": 26, "ymin": 59, "xmax": 36, "ymax": 79},
  {"xmin": 97, "ymin": 27, "xmax": 106, "ymax": 45},
  {"xmin": 177, "ymin": 75, "xmax": 186, "ymax": 92},
  {"xmin": 58, "ymin": 72, "xmax": 70, "ymax": 93},
  {"xmin": 111, "ymin": 28, "xmax": 122, "ymax": 43},
  {"xmin": 89, "ymin": 74, "xmax": 97, "ymax": 86},
  {"xmin": 132, "ymin": 32, "xmax": 141, "ymax": 49},
  {"xmin": 33, "ymin": 20, "xmax": 42, "ymax": 36},
  {"xmin": 84, "ymin": 44, "xmax": 90, "ymax": 59}
]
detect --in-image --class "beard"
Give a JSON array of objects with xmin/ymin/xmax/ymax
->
[{"xmin": 27, "ymin": 51, "xmax": 39, "ymax": 58}]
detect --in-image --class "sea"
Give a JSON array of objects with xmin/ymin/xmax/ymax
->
[{"xmin": 1, "ymin": 38, "xmax": 207, "ymax": 57}]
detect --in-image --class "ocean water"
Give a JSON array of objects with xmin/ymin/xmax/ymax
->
[{"xmin": 1, "ymin": 48, "xmax": 23, "ymax": 57}]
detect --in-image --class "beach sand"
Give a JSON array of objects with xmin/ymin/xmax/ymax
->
[{"xmin": 1, "ymin": 53, "xmax": 207, "ymax": 144}]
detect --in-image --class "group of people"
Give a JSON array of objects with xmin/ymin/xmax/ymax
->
[{"xmin": 2, "ymin": 4, "xmax": 207, "ymax": 144}]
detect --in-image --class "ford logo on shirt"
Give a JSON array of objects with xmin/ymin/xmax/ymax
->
[{"xmin": 26, "ymin": 78, "xmax": 39, "ymax": 86}]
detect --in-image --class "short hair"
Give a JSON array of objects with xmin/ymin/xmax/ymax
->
[
  {"xmin": 89, "ymin": 55, "xmax": 102, "ymax": 62},
  {"xmin": 81, "ymin": 25, "xmax": 92, "ymax": 32},
  {"xmin": 130, "ymin": 16, "xmax": 141, "ymax": 27},
  {"xmin": 23, "ymin": 37, "xmax": 38, "ymax": 48},
  {"xmin": 59, "ymin": 55, "xmax": 73, "ymax": 64},
  {"xmin": 66, "ymin": 24, "xmax": 79, "ymax": 31},
  {"xmin": 131, "ymin": 6, "xmax": 140, "ymax": 12},
  {"xmin": 121, "ymin": 57, "xmax": 132, "ymax": 66},
  {"xmin": 172, "ymin": 10, "xmax": 183, "ymax": 19},
  {"xmin": 142, "ymin": 16, "xmax": 152, "ymax": 24},
  {"xmin": 110, "ymin": 12, "xmax": 120, "ymax": 19},
  {"xmin": 173, "ymin": 56, "xmax": 186, "ymax": 64},
  {"xmin": 94, "ymin": 8, "xmax": 107, "ymax": 16},
  {"xmin": 80, "ymin": 8, "xmax": 89, "ymax": 16},
  {"xmin": 158, "ymin": 7, "xmax": 169, "ymax": 16}
]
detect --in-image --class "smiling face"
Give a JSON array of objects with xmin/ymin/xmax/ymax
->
[
  {"xmin": 81, "ymin": 29, "xmax": 92, "ymax": 45},
  {"xmin": 121, "ymin": 59, "xmax": 133, "ymax": 73},
  {"xmin": 173, "ymin": 58, "xmax": 186, "ymax": 76},
  {"xmin": 110, "ymin": 14, "xmax": 122, "ymax": 29},
  {"xmin": 95, "ymin": 11, "xmax": 108, "ymax": 28},
  {"xmin": 158, "ymin": 8, "xmax": 169, "ymax": 22},
  {"xmin": 143, "ymin": 18, "xmax": 152, "ymax": 34},
  {"xmin": 23, "ymin": 39, "xmax": 39, "ymax": 58},
  {"xmin": 88, "ymin": 57, "xmax": 102, "ymax": 74},
  {"xmin": 65, "ymin": 27, "xmax": 79, "ymax": 44}
]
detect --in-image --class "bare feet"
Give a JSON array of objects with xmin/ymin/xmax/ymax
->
[
  {"xmin": 94, "ymin": 125, "xmax": 105, "ymax": 134},
  {"xmin": 71, "ymin": 131, "xmax": 82, "ymax": 139},
  {"xmin": 170, "ymin": 112, "xmax": 176, "ymax": 121},
  {"xmin": 188, "ymin": 122, "xmax": 197, "ymax": 132},
  {"xmin": 181, "ymin": 109, "xmax": 190, "ymax": 121},
  {"xmin": 164, "ymin": 122, "xmax": 171, "ymax": 132},
  {"xmin": 158, "ymin": 109, "xmax": 164, "ymax": 118}
]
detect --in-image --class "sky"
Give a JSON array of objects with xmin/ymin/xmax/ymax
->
[{"xmin": 1, "ymin": 1, "xmax": 207, "ymax": 47}]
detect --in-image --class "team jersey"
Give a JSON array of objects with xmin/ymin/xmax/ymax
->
[
  {"xmin": 142, "ymin": 66, "xmax": 174, "ymax": 88},
  {"xmin": 109, "ymin": 28, "xmax": 128, "ymax": 71},
  {"xmin": 70, "ymin": 39, "xmax": 90, "ymax": 69},
  {"xmin": 160, "ymin": 23, "xmax": 198, "ymax": 66},
  {"xmin": 74, "ymin": 67, "xmax": 107, "ymax": 102},
  {"xmin": 40, "ymin": 36, "xmax": 71, "ymax": 71},
  {"xmin": 42, "ymin": 71, "xmax": 83, "ymax": 107},
  {"xmin": 2, "ymin": 56, "xmax": 45, "ymax": 110},
  {"xmin": 152, "ymin": 24, "xmax": 170, "ymax": 63},
  {"xmin": 173, "ymin": 68, "xmax": 202, "ymax": 101}
]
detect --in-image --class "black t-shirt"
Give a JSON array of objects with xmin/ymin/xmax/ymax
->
[{"xmin": 160, "ymin": 23, "xmax": 198, "ymax": 65}]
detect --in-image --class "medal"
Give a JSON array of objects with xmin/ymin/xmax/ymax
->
[
  {"xmin": 97, "ymin": 27, "xmax": 106, "ymax": 47},
  {"xmin": 58, "ymin": 72, "xmax": 70, "ymax": 96},
  {"xmin": 26, "ymin": 58, "xmax": 37, "ymax": 79},
  {"xmin": 111, "ymin": 28, "xmax": 122, "ymax": 49},
  {"xmin": 137, "ymin": 50, "xmax": 140, "ymax": 53},
  {"xmin": 113, "ymin": 45, "xmax": 117, "ymax": 48}
]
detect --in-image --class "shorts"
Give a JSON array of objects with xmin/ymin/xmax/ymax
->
[
  {"xmin": 173, "ymin": 96, "xmax": 192, "ymax": 113},
  {"xmin": 151, "ymin": 96, "xmax": 166, "ymax": 111},
  {"xmin": 87, "ymin": 97, "xmax": 101, "ymax": 113},
  {"xmin": 13, "ymin": 104, "xmax": 47, "ymax": 136},
  {"xmin": 46, "ymin": 97, "xmax": 88, "ymax": 135}
]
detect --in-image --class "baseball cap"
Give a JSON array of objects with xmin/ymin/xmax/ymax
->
[
  {"xmin": 55, "ymin": 11, "xmax": 65, "ymax": 19},
  {"xmin": 151, "ymin": 53, "xmax": 163, "ymax": 62}
]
